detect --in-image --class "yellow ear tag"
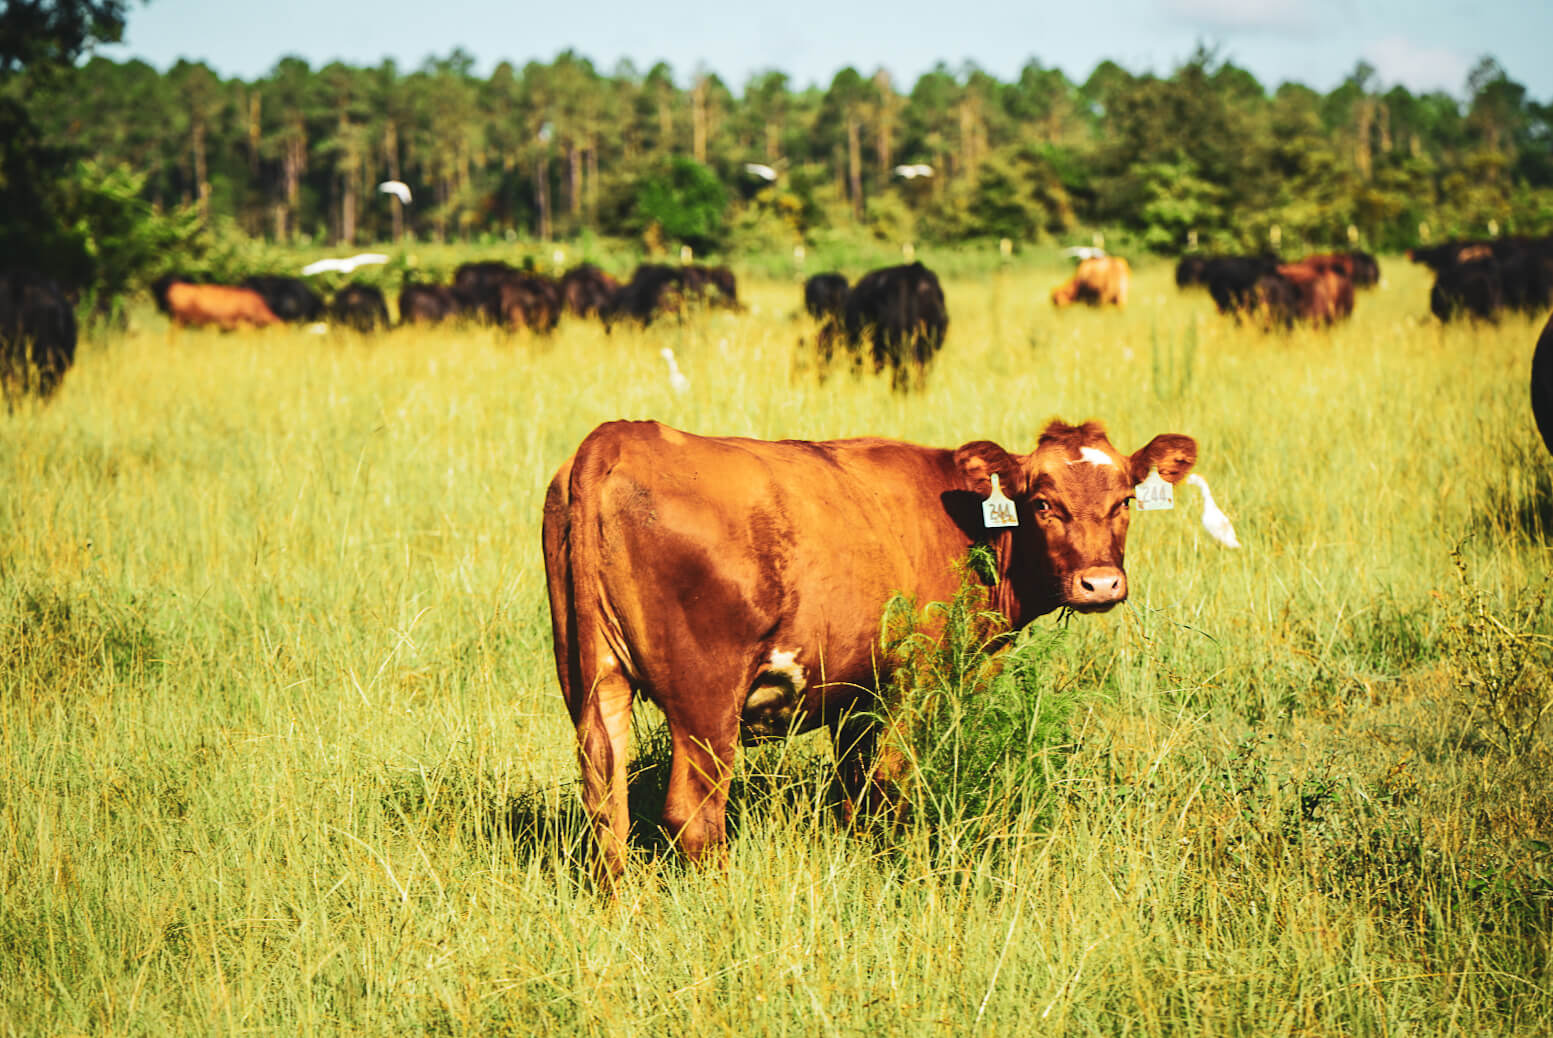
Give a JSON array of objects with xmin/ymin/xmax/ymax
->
[
  {"xmin": 982, "ymin": 474, "xmax": 1020, "ymax": 528},
  {"xmin": 1137, "ymin": 468, "xmax": 1174, "ymax": 511}
]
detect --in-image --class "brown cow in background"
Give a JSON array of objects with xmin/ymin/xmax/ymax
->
[
  {"xmin": 1051, "ymin": 257, "xmax": 1131, "ymax": 307},
  {"xmin": 1263, "ymin": 262, "xmax": 1354, "ymax": 327},
  {"xmin": 153, "ymin": 275, "xmax": 280, "ymax": 330}
]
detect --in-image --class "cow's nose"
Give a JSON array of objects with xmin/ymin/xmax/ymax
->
[{"xmin": 1069, "ymin": 567, "xmax": 1127, "ymax": 610}]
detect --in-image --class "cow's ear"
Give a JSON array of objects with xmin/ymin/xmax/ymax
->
[
  {"xmin": 1129, "ymin": 435, "xmax": 1198, "ymax": 486},
  {"xmin": 954, "ymin": 441, "xmax": 1027, "ymax": 498}
]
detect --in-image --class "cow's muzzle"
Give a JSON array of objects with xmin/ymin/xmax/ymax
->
[{"xmin": 1068, "ymin": 567, "xmax": 1127, "ymax": 611}]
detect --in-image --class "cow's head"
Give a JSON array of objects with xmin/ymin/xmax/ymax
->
[{"xmin": 955, "ymin": 420, "xmax": 1197, "ymax": 613}]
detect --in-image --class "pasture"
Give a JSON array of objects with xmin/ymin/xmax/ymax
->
[{"xmin": 3, "ymin": 256, "xmax": 1551, "ymax": 1035}]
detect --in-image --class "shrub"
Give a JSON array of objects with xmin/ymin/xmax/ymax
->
[
  {"xmin": 631, "ymin": 157, "xmax": 728, "ymax": 254},
  {"xmin": 1442, "ymin": 544, "xmax": 1553, "ymax": 760},
  {"xmin": 877, "ymin": 568, "xmax": 1082, "ymax": 853}
]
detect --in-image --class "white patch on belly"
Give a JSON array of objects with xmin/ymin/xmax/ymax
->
[
  {"xmin": 767, "ymin": 650, "xmax": 804, "ymax": 685},
  {"xmin": 741, "ymin": 648, "xmax": 809, "ymax": 740},
  {"xmin": 1076, "ymin": 447, "xmax": 1116, "ymax": 467}
]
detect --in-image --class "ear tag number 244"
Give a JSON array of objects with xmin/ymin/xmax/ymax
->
[
  {"xmin": 982, "ymin": 474, "xmax": 1019, "ymax": 528},
  {"xmin": 1136, "ymin": 468, "xmax": 1174, "ymax": 511}
]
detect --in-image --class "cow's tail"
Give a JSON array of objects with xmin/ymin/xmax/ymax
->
[
  {"xmin": 554, "ymin": 429, "xmax": 638, "ymax": 879},
  {"xmin": 541, "ymin": 455, "xmax": 582, "ymax": 722}
]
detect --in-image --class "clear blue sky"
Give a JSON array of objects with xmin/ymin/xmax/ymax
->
[{"xmin": 98, "ymin": 0, "xmax": 1552, "ymax": 100}]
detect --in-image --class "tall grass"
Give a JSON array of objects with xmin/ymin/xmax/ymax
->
[{"xmin": 2, "ymin": 259, "xmax": 1550, "ymax": 1034}]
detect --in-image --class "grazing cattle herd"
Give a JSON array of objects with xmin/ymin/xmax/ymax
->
[
  {"xmin": 1174, "ymin": 250, "xmax": 1374, "ymax": 326},
  {"xmin": 3, "ymin": 242, "xmax": 1550, "ymax": 413},
  {"xmin": 3, "ymin": 241, "xmax": 1551, "ymax": 413}
]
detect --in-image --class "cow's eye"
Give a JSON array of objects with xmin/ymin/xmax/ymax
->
[
  {"xmin": 1120, "ymin": 497, "xmax": 1133, "ymax": 511},
  {"xmin": 1033, "ymin": 498, "xmax": 1051, "ymax": 513}
]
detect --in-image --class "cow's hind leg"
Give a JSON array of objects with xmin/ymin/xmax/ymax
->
[{"xmin": 576, "ymin": 662, "xmax": 635, "ymax": 880}]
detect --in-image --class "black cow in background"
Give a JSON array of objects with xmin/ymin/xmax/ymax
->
[
  {"xmin": 1, "ymin": 270, "xmax": 77, "ymax": 403},
  {"xmin": 398, "ymin": 282, "xmax": 458, "ymax": 325},
  {"xmin": 1175, "ymin": 256, "xmax": 1211, "ymax": 288},
  {"xmin": 1430, "ymin": 258, "xmax": 1504, "ymax": 322},
  {"xmin": 1500, "ymin": 247, "xmax": 1553, "ymax": 315},
  {"xmin": 602, "ymin": 263, "xmax": 744, "ymax": 328},
  {"xmin": 1201, "ymin": 256, "xmax": 1282, "ymax": 316},
  {"xmin": 497, "ymin": 274, "xmax": 561, "ymax": 333},
  {"xmin": 803, "ymin": 272, "xmax": 849, "ymax": 320},
  {"xmin": 452, "ymin": 261, "xmax": 520, "ymax": 322},
  {"xmin": 1413, "ymin": 237, "xmax": 1553, "ymax": 322},
  {"xmin": 601, "ymin": 264, "xmax": 688, "ymax": 327},
  {"xmin": 559, "ymin": 264, "xmax": 620, "ymax": 318},
  {"xmin": 243, "ymin": 275, "xmax": 325, "ymax": 323},
  {"xmin": 682, "ymin": 264, "xmax": 741, "ymax": 309},
  {"xmin": 827, "ymin": 261, "xmax": 948, "ymax": 391},
  {"xmin": 330, "ymin": 282, "xmax": 390, "ymax": 332},
  {"xmin": 451, "ymin": 261, "xmax": 563, "ymax": 329}
]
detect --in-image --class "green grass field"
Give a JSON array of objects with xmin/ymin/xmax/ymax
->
[{"xmin": 3, "ymin": 256, "xmax": 1551, "ymax": 1035}]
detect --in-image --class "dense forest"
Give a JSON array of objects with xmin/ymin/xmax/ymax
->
[{"xmin": 17, "ymin": 45, "xmax": 1552, "ymax": 257}]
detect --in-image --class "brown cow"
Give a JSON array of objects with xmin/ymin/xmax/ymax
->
[
  {"xmin": 1270, "ymin": 262, "xmax": 1354, "ymax": 326},
  {"xmin": 1051, "ymin": 256, "xmax": 1131, "ymax": 307},
  {"xmin": 154, "ymin": 277, "xmax": 280, "ymax": 331},
  {"xmin": 543, "ymin": 418, "xmax": 1199, "ymax": 879}
]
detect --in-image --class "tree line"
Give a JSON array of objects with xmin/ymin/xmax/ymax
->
[{"xmin": 7, "ymin": 12, "xmax": 1553, "ymax": 296}]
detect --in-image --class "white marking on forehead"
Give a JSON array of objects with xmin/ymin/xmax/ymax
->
[{"xmin": 1074, "ymin": 447, "xmax": 1116, "ymax": 468}]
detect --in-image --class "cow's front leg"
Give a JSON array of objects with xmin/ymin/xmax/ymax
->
[
  {"xmin": 829, "ymin": 712, "xmax": 908, "ymax": 826},
  {"xmin": 662, "ymin": 710, "xmax": 738, "ymax": 865}
]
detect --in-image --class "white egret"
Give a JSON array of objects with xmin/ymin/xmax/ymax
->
[
  {"xmin": 378, "ymin": 180, "xmax": 412, "ymax": 205},
  {"xmin": 300, "ymin": 253, "xmax": 390, "ymax": 276},
  {"xmin": 743, "ymin": 163, "xmax": 778, "ymax": 182},
  {"xmin": 1185, "ymin": 474, "xmax": 1241, "ymax": 548},
  {"xmin": 660, "ymin": 347, "xmax": 690, "ymax": 395}
]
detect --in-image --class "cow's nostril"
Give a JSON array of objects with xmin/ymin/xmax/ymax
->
[{"xmin": 1081, "ymin": 578, "xmax": 1094, "ymax": 591}]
